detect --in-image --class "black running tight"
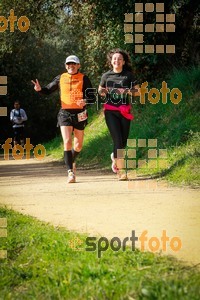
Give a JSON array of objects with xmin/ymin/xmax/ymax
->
[{"xmin": 104, "ymin": 110, "xmax": 131, "ymax": 158}]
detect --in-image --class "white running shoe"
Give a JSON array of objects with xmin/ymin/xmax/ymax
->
[
  {"xmin": 110, "ymin": 153, "xmax": 118, "ymax": 173},
  {"xmin": 67, "ymin": 169, "xmax": 76, "ymax": 183},
  {"xmin": 117, "ymin": 171, "xmax": 128, "ymax": 181}
]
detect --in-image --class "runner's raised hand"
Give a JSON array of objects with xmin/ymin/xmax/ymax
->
[
  {"xmin": 31, "ymin": 79, "xmax": 41, "ymax": 92},
  {"xmin": 77, "ymin": 99, "xmax": 87, "ymax": 107}
]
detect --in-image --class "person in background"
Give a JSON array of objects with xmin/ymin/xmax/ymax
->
[
  {"xmin": 10, "ymin": 100, "xmax": 28, "ymax": 147},
  {"xmin": 98, "ymin": 48, "xmax": 137, "ymax": 180},
  {"xmin": 32, "ymin": 55, "xmax": 95, "ymax": 183}
]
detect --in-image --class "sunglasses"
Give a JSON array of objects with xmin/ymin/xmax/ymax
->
[{"xmin": 66, "ymin": 62, "xmax": 77, "ymax": 65}]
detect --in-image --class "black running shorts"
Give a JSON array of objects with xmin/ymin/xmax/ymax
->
[{"xmin": 57, "ymin": 108, "xmax": 88, "ymax": 130}]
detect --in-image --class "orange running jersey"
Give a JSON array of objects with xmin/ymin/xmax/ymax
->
[{"xmin": 60, "ymin": 72, "xmax": 84, "ymax": 109}]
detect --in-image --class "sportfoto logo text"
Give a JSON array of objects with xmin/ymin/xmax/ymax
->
[
  {"xmin": 0, "ymin": 9, "xmax": 30, "ymax": 32},
  {"xmin": 69, "ymin": 230, "xmax": 182, "ymax": 258}
]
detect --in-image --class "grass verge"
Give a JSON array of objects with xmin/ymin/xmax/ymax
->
[{"xmin": 0, "ymin": 207, "xmax": 200, "ymax": 299}]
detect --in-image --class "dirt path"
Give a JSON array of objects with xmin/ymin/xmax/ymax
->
[{"xmin": 0, "ymin": 156, "xmax": 199, "ymax": 265}]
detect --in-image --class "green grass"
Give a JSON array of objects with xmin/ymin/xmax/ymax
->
[
  {"xmin": 162, "ymin": 132, "xmax": 200, "ymax": 186},
  {"xmin": 0, "ymin": 207, "xmax": 200, "ymax": 299},
  {"xmin": 44, "ymin": 135, "xmax": 63, "ymax": 160},
  {"xmin": 132, "ymin": 132, "xmax": 200, "ymax": 187}
]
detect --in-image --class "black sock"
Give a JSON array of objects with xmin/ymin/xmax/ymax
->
[
  {"xmin": 64, "ymin": 150, "xmax": 73, "ymax": 171},
  {"xmin": 72, "ymin": 149, "xmax": 80, "ymax": 162}
]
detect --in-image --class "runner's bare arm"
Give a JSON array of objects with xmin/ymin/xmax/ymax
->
[
  {"xmin": 77, "ymin": 99, "xmax": 87, "ymax": 107},
  {"xmin": 98, "ymin": 85, "xmax": 108, "ymax": 97}
]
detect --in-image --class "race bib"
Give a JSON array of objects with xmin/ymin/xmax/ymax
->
[{"xmin": 77, "ymin": 110, "xmax": 87, "ymax": 122}]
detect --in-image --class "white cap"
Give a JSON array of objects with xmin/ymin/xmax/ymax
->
[{"xmin": 65, "ymin": 55, "xmax": 80, "ymax": 64}]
